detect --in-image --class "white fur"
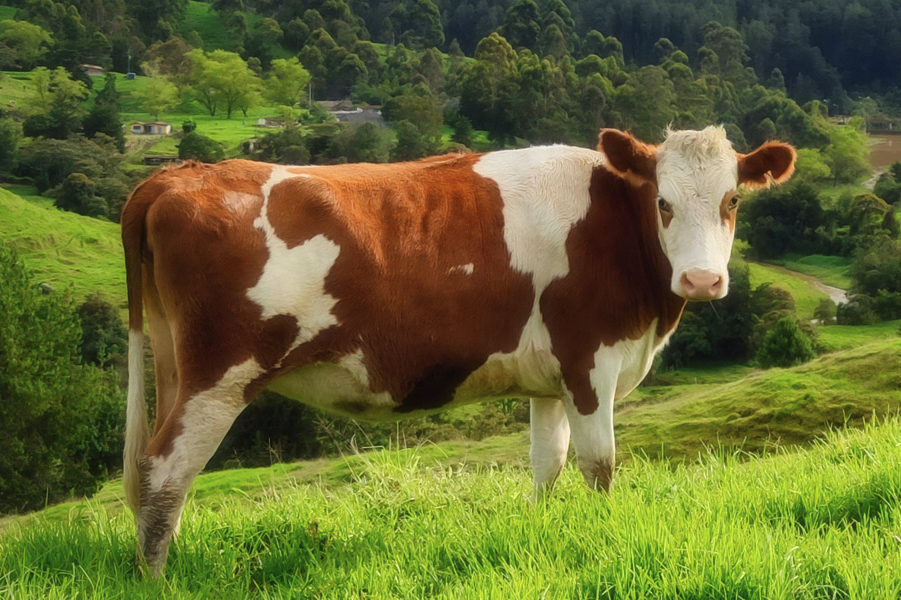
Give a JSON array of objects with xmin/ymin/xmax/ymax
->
[
  {"xmin": 447, "ymin": 263, "xmax": 474, "ymax": 275},
  {"xmin": 124, "ymin": 329, "xmax": 149, "ymax": 516},
  {"xmin": 247, "ymin": 166, "xmax": 342, "ymax": 361},
  {"xmin": 656, "ymin": 126, "xmax": 738, "ymax": 296},
  {"xmin": 529, "ymin": 398, "xmax": 571, "ymax": 500},
  {"xmin": 473, "ymin": 146, "xmax": 603, "ymax": 392},
  {"xmin": 145, "ymin": 359, "xmax": 262, "ymax": 494},
  {"xmin": 266, "ymin": 350, "xmax": 396, "ymax": 417}
]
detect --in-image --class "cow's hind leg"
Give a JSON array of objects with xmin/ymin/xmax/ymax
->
[
  {"xmin": 529, "ymin": 397, "xmax": 571, "ymax": 501},
  {"xmin": 137, "ymin": 360, "xmax": 259, "ymax": 577}
]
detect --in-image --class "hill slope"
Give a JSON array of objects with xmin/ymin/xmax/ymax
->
[{"xmin": 0, "ymin": 187, "xmax": 125, "ymax": 306}]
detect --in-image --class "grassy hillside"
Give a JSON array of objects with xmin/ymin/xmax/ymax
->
[
  {"xmin": 0, "ymin": 187, "xmax": 125, "ymax": 306},
  {"xmin": 1, "ymin": 416, "xmax": 899, "ymax": 598},
  {"xmin": 621, "ymin": 337, "xmax": 901, "ymax": 461}
]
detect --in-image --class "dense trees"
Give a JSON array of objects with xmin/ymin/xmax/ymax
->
[{"xmin": 0, "ymin": 242, "xmax": 123, "ymax": 514}]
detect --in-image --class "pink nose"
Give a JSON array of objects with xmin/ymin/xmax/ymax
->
[{"xmin": 680, "ymin": 269, "xmax": 724, "ymax": 300}]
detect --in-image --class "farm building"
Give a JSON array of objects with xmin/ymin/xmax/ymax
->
[{"xmin": 130, "ymin": 122, "xmax": 172, "ymax": 135}]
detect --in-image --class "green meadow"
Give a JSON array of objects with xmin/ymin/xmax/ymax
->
[{"xmin": 1, "ymin": 413, "xmax": 900, "ymax": 599}]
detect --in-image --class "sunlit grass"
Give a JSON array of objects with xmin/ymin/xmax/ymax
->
[
  {"xmin": 2, "ymin": 418, "xmax": 900, "ymax": 598},
  {"xmin": 0, "ymin": 187, "xmax": 125, "ymax": 305}
]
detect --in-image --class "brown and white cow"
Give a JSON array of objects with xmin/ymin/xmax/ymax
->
[{"xmin": 121, "ymin": 126, "xmax": 795, "ymax": 575}]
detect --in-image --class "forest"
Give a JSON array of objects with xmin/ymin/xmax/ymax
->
[{"xmin": 2, "ymin": 0, "xmax": 901, "ymax": 517}]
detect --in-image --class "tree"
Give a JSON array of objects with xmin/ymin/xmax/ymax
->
[
  {"xmin": 391, "ymin": 119, "xmax": 434, "ymax": 161},
  {"xmin": 184, "ymin": 48, "xmax": 263, "ymax": 118},
  {"xmin": 0, "ymin": 118, "xmax": 19, "ymax": 175},
  {"xmin": 55, "ymin": 172, "xmax": 107, "ymax": 218},
  {"xmin": 22, "ymin": 66, "xmax": 89, "ymax": 140},
  {"xmin": 824, "ymin": 117, "xmax": 870, "ymax": 184},
  {"xmin": 501, "ymin": 0, "xmax": 540, "ymax": 52},
  {"xmin": 381, "ymin": 83, "xmax": 442, "ymax": 146},
  {"xmin": 265, "ymin": 57, "xmax": 312, "ymax": 109},
  {"xmin": 458, "ymin": 33, "xmax": 519, "ymax": 146},
  {"xmin": 0, "ymin": 241, "xmax": 123, "ymax": 514},
  {"xmin": 0, "ymin": 20, "xmax": 52, "ymax": 70},
  {"xmin": 178, "ymin": 130, "xmax": 225, "ymax": 162},
  {"xmin": 83, "ymin": 73, "xmax": 125, "ymax": 152},
  {"xmin": 326, "ymin": 122, "xmax": 393, "ymax": 163},
  {"xmin": 754, "ymin": 316, "xmax": 816, "ymax": 368},
  {"xmin": 134, "ymin": 72, "xmax": 180, "ymax": 120},
  {"xmin": 77, "ymin": 294, "xmax": 127, "ymax": 369}
]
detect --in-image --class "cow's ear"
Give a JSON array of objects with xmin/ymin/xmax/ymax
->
[
  {"xmin": 598, "ymin": 129, "xmax": 658, "ymax": 185},
  {"xmin": 737, "ymin": 142, "xmax": 797, "ymax": 189}
]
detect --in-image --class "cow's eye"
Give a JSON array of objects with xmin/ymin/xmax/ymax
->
[
  {"xmin": 728, "ymin": 194, "xmax": 740, "ymax": 210},
  {"xmin": 657, "ymin": 197, "xmax": 672, "ymax": 213}
]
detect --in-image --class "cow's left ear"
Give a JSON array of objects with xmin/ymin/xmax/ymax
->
[
  {"xmin": 737, "ymin": 142, "xmax": 797, "ymax": 189},
  {"xmin": 598, "ymin": 129, "xmax": 658, "ymax": 185}
]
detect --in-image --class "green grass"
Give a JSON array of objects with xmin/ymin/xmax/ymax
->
[
  {"xmin": 0, "ymin": 187, "xmax": 125, "ymax": 306},
  {"xmin": 1, "ymin": 417, "xmax": 900, "ymax": 598},
  {"xmin": 767, "ymin": 253, "xmax": 852, "ymax": 290},
  {"xmin": 0, "ymin": 5, "xmax": 15, "ymax": 20},
  {"xmin": 817, "ymin": 320, "xmax": 901, "ymax": 352},
  {"xmin": 745, "ymin": 260, "xmax": 831, "ymax": 319},
  {"xmin": 619, "ymin": 337, "xmax": 901, "ymax": 461},
  {"xmin": 180, "ymin": 1, "xmax": 234, "ymax": 51}
]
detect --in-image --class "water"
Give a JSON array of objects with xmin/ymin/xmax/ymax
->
[{"xmin": 868, "ymin": 134, "xmax": 901, "ymax": 169}]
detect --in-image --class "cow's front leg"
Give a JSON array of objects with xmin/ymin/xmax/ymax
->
[
  {"xmin": 529, "ymin": 397, "xmax": 571, "ymax": 501},
  {"xmin": 561, "ymin": 363, "xmax": 618, "ymax": 492}
]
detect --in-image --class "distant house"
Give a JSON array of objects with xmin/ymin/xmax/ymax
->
[
  {"xmin": 130, "ymin": 121, "xmax": 172, "ymax": 135},
  {"xmin": 81, "ymin": 64, "xmax": 103, "ymax": 77}
]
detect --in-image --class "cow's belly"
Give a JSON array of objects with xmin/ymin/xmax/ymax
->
[{"xmin": 265, "ymin": 349, "xmax": 563, "ymax": 421}]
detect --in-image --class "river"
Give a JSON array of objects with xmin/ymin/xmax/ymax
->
[{"xmin": 869, "ymin": 134, "xmax": 901, "ymax": 170}]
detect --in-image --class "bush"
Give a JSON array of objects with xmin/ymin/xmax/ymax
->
[
  {"xmin": 754, "ymin": 315, "xmax": 816, "ymax": 368},
  {"xmin": 0, "ymin": 242, "xmax": 123, "ymax": 514},
  {"xmin": 76, "ymin": 293, "xmax": 127, "ymax": 370},
  {"xmin": 178, "ymin": 131, "xmax": 225, "ymax": 163}
]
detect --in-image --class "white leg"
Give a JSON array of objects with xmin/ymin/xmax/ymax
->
[
  {"xmin": 562, "ymin": 358, "xmax": 618, "ymax": 492},
  {"xmin": 137, "ymin": 360, "xmax": 259, "ymax": 577},
  {"xmin": 529, "ymin": 397, "xmax": 571, "ymax": 501}
]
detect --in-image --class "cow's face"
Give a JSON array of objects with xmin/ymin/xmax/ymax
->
[{"xmin": 599, "ymin": 126, "xmax": 796, "ymax": 301}]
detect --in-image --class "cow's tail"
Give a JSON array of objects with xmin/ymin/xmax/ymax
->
[{"xmin": 122, "ymin": 182, "xmax": 152, "ymax": 519}]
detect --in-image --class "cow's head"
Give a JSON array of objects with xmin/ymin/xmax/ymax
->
[{"xmin": 599, "ymin": 126, "xmax": 796, "ymax": 301}]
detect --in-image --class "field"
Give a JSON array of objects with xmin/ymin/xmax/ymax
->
[
  {"xmin": 0, "ymin": 187, "xmax": 125, "ymax": 305},
  {"xmin": 1, "ymin": 414, "xmax": 900, "ymax": 598}
]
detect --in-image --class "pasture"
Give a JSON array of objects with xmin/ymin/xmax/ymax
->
[
  {"xmin": 1, "ymin": 416, "xmax": 899, "ymax": 598},
  {"xmin": 0, "ymin": 187, "xmax": 125, "ymax": 305}
]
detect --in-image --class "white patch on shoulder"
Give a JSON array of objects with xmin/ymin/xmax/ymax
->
[
  {"xmin": 247, "ymin": 166, "xmax": 341, "ymax": 362},
  {"xmin": 447, "ymin": 263, "xmax": 474, "ymax": 275},
  {"xmin": 473, "ymin": 146, "xmax": 603, "ymax": 385},
  {"xmin": 147, "ymin": 358, "xmax": 262, "ymax": 493}
]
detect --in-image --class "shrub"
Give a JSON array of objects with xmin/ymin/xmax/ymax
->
[
  {"xmin": 178, "ymin": 131, "xmax": 225, "ymax": 163},
  {"xmin": 755, "ymin": 315, "xmax": 816, "ymax": 368}
]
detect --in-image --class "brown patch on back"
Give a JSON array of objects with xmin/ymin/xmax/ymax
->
[
  {"xmin": 540, "ymin": 167, "xmax": 685, "ymax": 415},
  {"xmin": 264, "ymin": 154, "xmax": 536, "ymax": 412}
]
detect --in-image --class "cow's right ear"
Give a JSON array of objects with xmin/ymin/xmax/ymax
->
[{"xmin": 598, "ymin": 129, "xmax": 658, "ymax": 185}]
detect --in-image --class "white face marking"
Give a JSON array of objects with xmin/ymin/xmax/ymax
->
[
  {"xmin": 447, "ymin": 263, "xmax": 474, "ymax": 275},
  {"xmin": 655, "ymin": 127, "xmax": 738, "ymax": 297},
  {"xmin": 474, "ymin": 146, "xmax": 604, "ymax": 359},
  {"xmin": 247, "ymin": 166, "xmax": 341, "ymax": 363}
]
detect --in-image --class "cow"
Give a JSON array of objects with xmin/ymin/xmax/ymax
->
[{"xmin": 121, "ymin": 126, "xmax": 796, "ymax": 576}]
